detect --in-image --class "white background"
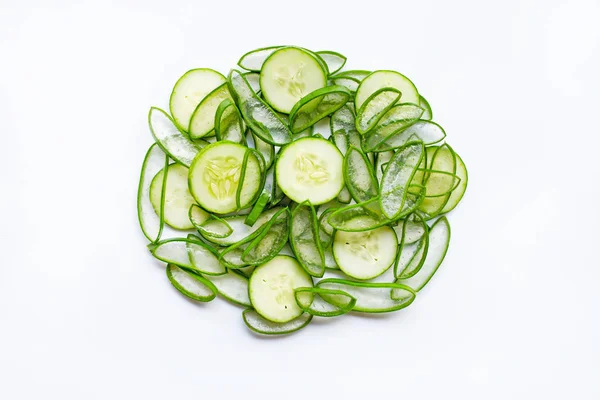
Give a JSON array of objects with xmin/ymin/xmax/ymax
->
[{"xmin": 1, "ymin": 0, "xmax": 599, "ymax": 398}]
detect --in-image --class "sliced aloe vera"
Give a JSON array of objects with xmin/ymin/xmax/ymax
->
[
  {"xmin": 242, "ymin": 208, "xmax": 290, "ymax": 265},
  {"xmin": 294, "ymin": 287, "xmax": 356, "ymax": 317},
  {"xmin": 169, "ymin": 68, "xmax": 226, "ymax": 132},
  {"xmin": 238, "ymin": 46, "xmax": 283, "ymax": 71},
  {"xmin": 419, "ymin": 95, "xmax": 432, "ymax": 120},
  {"xmin": 243, "ymin": 72, "xmax": 261, "ymax": 93},
  {"xmin": 203, "ymin": 269, "xmax": 251, "ymax": 306},
  {"xmin": 188, "ymin": 204, "xmax": 213, "ymax": 234},
  {"xmin": 356, "ymin": 87, "xmax": 402, "ymax": 134},
  {"xmin": 148, "ymin": 107, "xmax": 201, "ymax": 167},
  {"xmin": 242, "ymin": 309, "xmax": 312, "ymax": 335},
  {"xmin": 373, "ymin": 120, "xmax": 446, "ymax": 152},
  {"xmin": 330, "ymin": 70, "xmax": 371, "ymax": 92},
  {"xmin": 355, "ymin": 70, "xmax": 419, "ymax": 110},
  {"xmin": 441, "ymin": 153, "xmax": 468, "ymax": 213},
  {"xmin": 214, "ymin": 98, "xmax": 245, "ymax": 143},
  {"xmin": 361, "ymin": 103, "xmax": 424, "ymax": 152},
  {"xmin": 316, "ymin": 51, "xmax": 347, "ymax": 75},
  {"xmin": 252, "ymin": 133, "xmax": 275, "ymax": 169},
  {"xmin": 419, "ymin": 169, "xmax": 461, "ymax": 197},
  {"xmin": 199, "ymin": 207, "xmax": 282, "ymax": 246},
  {"xmin": 189, "ymin": 82, "xmax": 233, "ymax": 138},
  {"xmin": 149, "ymin": 237, "xmax": 222, "ymax": 274},
  {"xmin": 375, "ymin": 150, "xmax": 393, "ymax": 182},
  {"xmin": 395, "ymin": 216, "xmax": 450, "ymax": 292},
  {"xmin": 289, "ymin": 86, "xmax": 352, "ymax": 134},
  {"xmin": 344, "ymin": 146, "xmax": 378, "ymax": 203},
  {"xmin": 290, "ymin": 202, "xmax": 326, "ymax": 278},
  {"xmin": 185, "ymin": 234, "xmax": 226, "ymax": 276},
  {"xmin": 244, "ymin": 191, "xmax": 271, "ymax": 226},
  {"xmin": 228, "ymin": 69, "xmax": 292, "ymax": 146},
  {"xmin": 393, "ymin": 218, "xmax": 426, "ymax": 245},
  {"xmin": 394, "ymin": 213, "xmax": 429, "ymax": 279},
  {"xmin": 138, "ymin": 143, "xmax": 168, "ymax": 243},
  {"xmin": 167, "ymin": 264, "xmax": 217, "ymax": 302},
  {"xmin": 418, "ymin": 144, "xmax": 457, "ymax": 216},
  {"xmin": 379, "ymin": 141, "xmax": 425, "ymax": 219},
  {"xmin": 317, "ymin": 279, "xmax": 416, "ymax": 313}
]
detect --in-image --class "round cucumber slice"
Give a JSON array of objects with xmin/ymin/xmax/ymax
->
[
  {"xmin": 149, "ymin": 163, "xmax": 196, "ymax": 230},
  {"xmin": 189, "ymin": 142, "xmax": 261, "ymax": 214},
  {"xmin": 355, "ymin": 70, "xmax": 419, "ymax": 111},
  {"xmin": 248, "ymin": 255, "xmax": 314, "ymax": 323},
  {"xmin": 440, "ymin": 152, "xmax": 468, "ymax": 213},
  {"xmin": 260, "ymin": 47, "xmax": 327, "ymax": 114},
  {"xmin": 275, "ymin": 137, "xmax": 344, "ymax": 205},
  {"xmin": 169, "ymin": 68, "xmax": 226, "ymax": 132},
  {"xmin": 333, "ymin": 226, "xmax": 397, "ymax": 280}
]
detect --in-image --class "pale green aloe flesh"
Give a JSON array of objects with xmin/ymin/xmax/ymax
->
[
  {"xmin": 242, "ymin": 208, "xmax": 290, "ymax": 265},
  {"xmin": 148, "ymin": 237, "xmax": 205, "ymax": 270},
  {"xmin": 167, "ymin": 264, "xmax": 217, "ymax": 302},
  {"xmin": 289, "ymin": 86, "xmax": 352, "ymax": 134},
  {"xmin": 375, "ymin": 150, "xmax": 394, "ymax": 182},
  {"xmin": 315, "ymin": 51, "xmax": 347, "ymax": 75},
  {"xmin": 317, "ymin": 279, "xmax": 416, "ymax": 313},
  {"xmin": 395, "ymin": 216, "xmax": 450, "ymax": 292},
  {"xmin": 374, "ymin": 120, "xmax": 446, "ymax": 152},
  {"xmin": 185, "ymin": 234, "xmax": 226, "ymax": 276},
  {"xmin": 214, "ymin": 98, "xmax": 245, "ymax": 143},
  {"xmin": 394, "ymin": 213, "xmax": 429, "ymax": 279},
  {"xmin": 418, "ymin": 144, "xmax": 457, "ymax": 217},
  {"xmin": 294, "ymin": 287, "xmax": 356, "ymax": 317},
  {"xmin": 393, "ymin": 218, "xmax": 426, "ymax": 245},
  {"xmin": 419, "ymin": 95, "xmax": 433, "ymax": 120},
  {"xmin": 228, "ymin": 69, "xmax": 292, "ymax": 146},
  {"xmin": 252, "ymin": 133, "xmax": 274, "ymax": 170},
  {"xmin": 201, "ymin": 269, "xmax": 251, "ymax": 306},
  {"xmin": 242, "ymin": 309, "xmax": 312, "ymax": 335},
  {"xmin": 138, "ymin": 143, "xmax": 168, "ymax": 243},
  {"xmin": 355, "ymin": 87, "xmax": 402, "ymax": 134},
  {"xmin": 344, "ymin": 146, "xmax": 379, "ymax": 203},
  {"xmin": 199, "ymin": 207, "xmax": 282, "ymax": 246},
  {"xmin": 379, "ymin": 141, "xmax": 425, "ymax": 219},
  {"xmin": 290, "ymin": 202, "xmax": 326, "ymax": 277},
  {"xmin": 148, "ymin": 107, "xmax": 201, "ymax": 167},
  {"xmin": 361, "ymin": 103, "xmax": 424, "ymax": 152},
  {"xmin": 441, "ymin": 153, "xmax": 468, "ymax": 213},
  {"xmin": 330, "ymin": 70, "xmax": 371, "ymax": 92},
  {"xmin": 237, "ymin": 46, "xmax": 283, "ymax": 72}
]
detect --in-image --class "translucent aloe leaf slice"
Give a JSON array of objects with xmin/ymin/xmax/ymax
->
[
  {"xmin": 289, "ymin": 86, "xmax": 352, "ymax": 134},
  {"xmin": 242, "ymin": 309, "xmax": 312, "ymax": 335},
  {"xmin": 361, "ymin": 103, "xmax": 424, "ymax": 152},
  {"xmin": 237, "ymin": 45, "xmax": 283, "ymax": 72},
  {"xmin": 317, "ymin": 279, "xmax": 416, "ymax": 313},
  {"xmin": 242, "ymin": 208, "xmax": 290, "ymax": 265},
  {"xmin": 148, "ymin": 107, "xmax": 201, "ymax": 167},
  {"xmin": 379, "ymin": 141, "xmax": 425, "ymax": 219},
  {"xmin": 290, "ymin": 202, "xmax": 326, "ymax": 278},
  {"xmin": 167, "ymin": 264, "xmax": 217, "ymax": 302},
  {"xmin": 355, "ymin": 87, "xmax": 402, "ymax": 134},
  {"xmin": 227, "ymin": 69, "xmax": 292, "ymax": 146},
  {"xmin": 294, "ymin": 287, "xmax": 356, "ymax": 317},
  {"xmin": 199, "ymin": 207, "xmax": 283, "ymax": 246},
  {"xmin": 395, "ymin": 216, "xmax": 450, "ymax": 292},
  {"xmin": 418, "ymin": 144, "xmax": 457, "ymax": 216},
  {"xmin": 138, "ymin": 143, "xmax": 168, "ymax": 243},
  {"xmin": 315, "ymin": 50, "xmax": 347, "ymax": 75},
  {"xmin": 373, "ymin": 120, "xmax": 446, "ymax": 152},
  {"xmin": 394, "ymin": 213, "xmax": 429, "ymax": 279},
  {"xmin": 441, "ymin": 152, "xmax": 468, "ymax": 213},
  {"xmin": 204, "ymin": 270, "xmax": 251, "ymax": 306},
  {"xmin": 214, "ymin": 98, "xmax": 245, "ymax": 143},
  {"xmin": 419, "ymin": 95, "xmax": 432, "ymax": 120},
  {"xmin": 344, "ymin": 146, "xmax": 378, "ymax": 203}
]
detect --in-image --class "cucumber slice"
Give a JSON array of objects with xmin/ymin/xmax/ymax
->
[
  {"xmin": 203, "ymin": 269, "xmax": 251, "ymax": 306},
  {"xmin": 228, "ymin": 69, "xmax": 292, "ymax": 146},
  {"xmin": 419, "ymin": 95, "xmax": 432, "ymax": 120},
  {"xmin": 249, "ymin": 255, "xmax": 314, "ymax": 323},
  {"xmin": 138, "ymin": 143, "xmax": 168, "ymax": 242},
  {"xmin": 344, "ymin": 146, "xmax": 378, "ymax": 203},
  {"xmin": 373, "ymin": 120, "xmax": 446, "ymax": 152},
  {"xmin": 361, "ymin": 103, "xmax": 424, "ymax": 152},
  {"xmin": 199, "ymin": 207, "xmax": 282, "ymax": 246},
  {"xmin": 316, "ymin": 279, "xmax": 416, "ymax": 313},
  {"xmin": 289, "ymin": 202, "xmax": 325, "ymax": 278},
  {"xmin": 294, "ymin": 287, "xmax": 356, "ymax": 317},
  {"xmin": 333, "ymin": 226, "xmax": 397, "ymax": 280},
  {"xmin": 315, "ymin": 50, "xmax": 347, "ymax": 75},
  {"xmin": 167, "ymin": 264, "xmax": 218, "ymax": 302},
  {"xmin": 149, "ymin": 163, "xmax": 196, "ymax": 230},
  {"xmin": 169, "ymin": 68, "xmax": 226, "ymax": 132},
  {"xmin": 276, "ymin": 137, "xmax": 344, "ymax": 205},
  {"xmin": 242, "ymin": 208, "xmax": 290, "ymax": 265},
  {"xmin": 355, "ymin": 70, "xmax": 419, "ymax": 111},
  {"xmin": 289, "ymin": 85, "xmax": 351, "ymax": 134},
  {"xmin": 214, "ymin": 99, "xmax": 245, "ymax": 143},
  {"xmin": 189, "ymin": 82, "xmax": 233, "ymax": 139},
  {"xmin": 242, "ymin": 309, "xmax": 312, "ymax": 335},
  {"xmin": 355, "ymin": 87, "xmax": 402, "ymax": 134},
  {"xmin": 420, "ymin": 169, "xmax": 461, "ymax": 197},
  {"xmin": 188, "ymin": 142, "xmax": 262, "ymax": 214},
  {"xmin": 440, "ymin": 153, "xmax": 468, "ymax": 213},
  {"xmin": 380, "ymin": 141, "xmax": 425, "ymax": 219},
  {"xmin": 395, "ymin": 216, "xmax": 450, "ymax": 292},
  {"xmin": 260, "ymin": 47, "xmax": 327, "ymax": 114},
  {"xmin": 148, "ymin": 107, "xmax": 201, "ymax": 167},
  {"xmin": 418, "ymin": 144, "xmax": 457, "ymax": 216}
]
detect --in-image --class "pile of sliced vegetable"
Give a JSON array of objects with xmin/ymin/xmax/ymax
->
[{"xmin": 138, "ymin": 46, "xmax": 468, "ymax": 335}]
